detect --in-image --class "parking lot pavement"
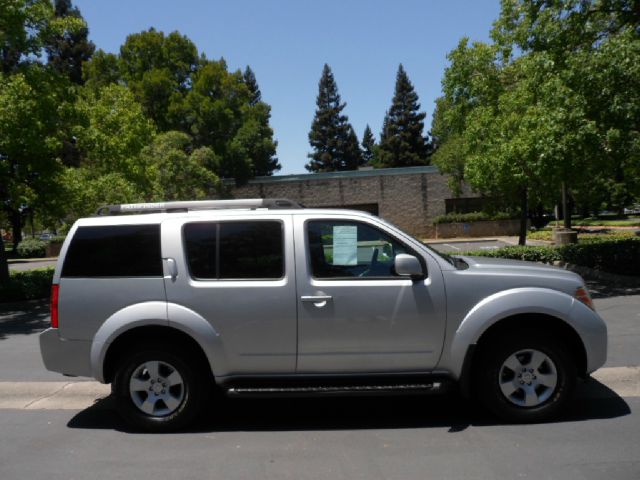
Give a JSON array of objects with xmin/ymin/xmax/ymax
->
[
  {"xmin": 0, "ymin": 294, "xmax": 639, "ymax": 480},
  {"xmin": 426, "ymin": 239, "xmax": 511, "ymax": 254},
  {"xmin": 8, "ymin": 259, "xmax": 57, "ymax": 271}
]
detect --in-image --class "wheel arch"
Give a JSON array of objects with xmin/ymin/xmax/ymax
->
[{"xmin": 102, "ymin": 325, "xmax": 213, "ymax": 385}]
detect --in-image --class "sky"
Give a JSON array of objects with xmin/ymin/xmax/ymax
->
[{"xmin": 73, "ymin": 0, "xmax": 501, "ymax": 175}]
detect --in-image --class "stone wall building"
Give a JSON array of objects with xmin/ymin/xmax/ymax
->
[{"xmin": 229, "ymin": 166, "xmax": 476, "ymax": 238}]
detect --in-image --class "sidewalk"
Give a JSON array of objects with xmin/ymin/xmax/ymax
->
[{"xmin": 422, "ymin": 236, "xmax": 551, "ymax": 247}]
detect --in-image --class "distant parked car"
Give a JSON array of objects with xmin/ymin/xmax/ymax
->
[{"xmin": 39, "ymin": 233, "xmax": 53, "ymax": 241}]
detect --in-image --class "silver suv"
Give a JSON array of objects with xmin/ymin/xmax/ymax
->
[{"xmin": 40, "ymin": 199, "xmax": 607, "ymax": 431}]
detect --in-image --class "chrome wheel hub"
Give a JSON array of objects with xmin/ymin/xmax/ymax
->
[
  {"xmin": 498, "ymin": 349, "xmax": 558, "ymax": 408},
  {"xmin": 129, "ymin": 360, "xmax": 185, "ymax": 417}
]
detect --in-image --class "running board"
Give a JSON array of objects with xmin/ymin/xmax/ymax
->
[{"xmin": 225, "ymin": 382, "xmax": 447, "ymax": 398}]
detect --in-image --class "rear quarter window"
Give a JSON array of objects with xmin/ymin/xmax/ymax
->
[{"xmin": 62, "ymin": 224, "xmax": 162, "ymax": 277}]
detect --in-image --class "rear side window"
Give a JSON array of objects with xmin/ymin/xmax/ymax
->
[
  {"xmin": 62, "ymin": 225, "xmax": 162, "ymax": 277},
  {"xmin": 184, "ymin": 221, "xmax": 284, "ymax": 280}
]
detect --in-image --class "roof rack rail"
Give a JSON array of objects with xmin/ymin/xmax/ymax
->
[{"xmin": 95, "ymin": 198, "xmax": 303, "ymax": 216}]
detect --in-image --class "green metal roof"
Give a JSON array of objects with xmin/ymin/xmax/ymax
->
[{"xmin": 228, "ymin": 165, "xmax": 440, "ymax": 185}]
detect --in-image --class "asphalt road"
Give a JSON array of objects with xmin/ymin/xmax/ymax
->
[{"xmin": 0, "ymin": 294, "xmax": 639, "ymax": 479}]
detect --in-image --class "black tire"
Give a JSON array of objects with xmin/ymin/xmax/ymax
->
[
  {"xmin": 475, "ymin": 331, "xmax": 576, "ymax": 423},
  {"xmin": 112, "ymin": 345, "xmax": 208, "ymax": 432}
]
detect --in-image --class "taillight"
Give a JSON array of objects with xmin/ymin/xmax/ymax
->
[
  {"xmin": 50, "ymin": 284, "xmax": 59, "ymax": 328},
  {"xmin": 575, "ymin": 286, "xmax": 594, "ymax": 311}
]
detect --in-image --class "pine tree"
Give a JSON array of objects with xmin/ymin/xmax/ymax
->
[
  {"xmin": 343, "ymin": 124, "xmax": 364, "ymax": 170},
  {"xmin": 378, "ymin": 64, "xmax": 431, "ymax": 167},
  {"xmin": 361, "ymin": 124, "xmax": 376, "ymax": 164},
  {"xmin": 243, "ymin": 66, "xmax": 261, "ymax": 106},
  {"xmin": 45, "ymin": 0, "xmax": 95, "ymax": 84},
  {"xmin": 307, "ymin": 64, "xmax": 360, "ymax": 172}
]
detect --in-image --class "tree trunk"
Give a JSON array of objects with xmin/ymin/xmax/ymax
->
[
  {"xmin": 519, "ymin": 187, "xmax": 528, "ymax": 246},
  {"xmin": 0, "ymin": 234, "xmax": 9, "ymax": 286},
  {"xmin": 10, "ymin": 208, "xmax": 22, "ymax": 253},
  {"xmin": 562, "ymin": 182, "xmax": 572, "ymax": 229}
]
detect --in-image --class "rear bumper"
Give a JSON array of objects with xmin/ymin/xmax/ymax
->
[{"xmin": 39, "ymin": 328, "xmax": 92, "ymax": 378}]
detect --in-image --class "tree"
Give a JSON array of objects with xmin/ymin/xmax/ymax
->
[
  {"xmin": 82, "ymin": 49, "xmax": 120, "ymax": 91},
  {"xmin": 433, "ymin": 1, "xmax": 639, "ymax": 243},
  {"xmin": 45, "ymin": 0, "xmax": 94, "ymax": 84},
  {"xmin": 377, "ymin": 64, "xmax": 431, "ymax": 167},
  {"xmin": 119, "ymin": 29, "xmax": 199, "ymax": 130},
  {"xmin": 73, "ymin": 84, "xmax": 156, "ymax": 192},
  {"xmin": 0, "ymin": 0, "xmax": 52, "ymax": 73},
  {"xmin": 307, "ymin": 64, "xmax": 362, "ymax": 172},
  {"xmin": 361, "ymin": 124, "xmax": 376, "ymax": 164},
  {"xmin": 140, "ymin": 131, "xmax": 221, "ymax": 201},
  {"xmin": 243, "ymin": 66, "xmax": 261, "ymax": 106},
  {"xmin": 60, "ymin": 167, "xmax": 139, "ymax": 221},
  {"xmin": 0, "ymin": 68, "xmax": 68, "ymax": 253}
]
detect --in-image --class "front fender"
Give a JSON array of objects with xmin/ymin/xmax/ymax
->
[{"xmin": 446, "ymin": 288, "xmax": 580, "ymax": 379}]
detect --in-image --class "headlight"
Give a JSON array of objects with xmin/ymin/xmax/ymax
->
[{"xmin": 575, "ymin": 286, "xmax": 594, "ymax": 310}]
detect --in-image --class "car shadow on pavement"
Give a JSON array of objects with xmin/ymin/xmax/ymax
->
[
  {"xmin": 585, "ymin": 278, "xmax": 640, "ymax": 299},
  {"xmin": 67, "ymin": 377, "xmax": 630, "ymax": 434},
  {"xmin": 0, "ymin": 299, "xmax": 50, "ymax": 340}
]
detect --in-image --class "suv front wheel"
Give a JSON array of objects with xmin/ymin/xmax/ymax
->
[
  {"xmin": 112, "ymin": 346, "xmax": 207, "ymax": 432},
  {"xmin": 477, "ymin": 332, "xmax": 577, "ymax": 423}
]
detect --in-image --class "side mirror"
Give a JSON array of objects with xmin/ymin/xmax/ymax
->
[{"xmin": 394, "ymin": 254, "xmax": 424, "ymax": 279}]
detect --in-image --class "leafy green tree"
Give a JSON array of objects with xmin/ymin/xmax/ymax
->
[
  {"xmin": 307, "ymin": 64, "xmax": 362, "ymax": 172},
  {"xmin": 60, "ymin": 167, "xmax": 139, "ymax": 221},
  {"xmin": 82, "ymin": 49, "xmax": 120, "ymax": 92},
  {"xmin": 378, "ymin": 64, "xmax": 431, "ymax": 167},
  {"xmin": 0, "ymin": 67, "xmax": 67, "ymax": 253},
  {"xmin": 140, "ymin": 131, "xmax": 221, "ymax": 201},
  {"xmin": 119, "ymin": 28, "xmax": 199, "ymax": 130},
  {"xmin": 243, "ymin": 66, "xmax": 261, "ymax": 106},
  {"xmin": 73, "ymin": 84, "xmax": 156, "ymax": 191},
  {"xmin": 45, "ymin": 0, "xmax": 94, "ymax": 84},
  {"xmin": 0, "ymin": 0, "xmax": 52, "ymax": 73},
  {"xmin": 361, "ymin": 124, "xmax": 376, "ymax": 164}
]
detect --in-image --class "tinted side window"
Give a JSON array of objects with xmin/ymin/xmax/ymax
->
[
  {"xmin": 184, "ymin": 221, "xmax": 284, "ymax": 280},
  {"xmin": 184, "ymin": 223, "xmax": 218, "ymax": 279},
  {"xmin": 307, "ymin": 220, "xmax": 407, "ymax": 279},
  {"xmin": 219, "ymin": 222, "xmax": 283, "ymax": 279},
  {"xmin": 62, "ymin": 225, "xmax": 162, "ymax": 277}
]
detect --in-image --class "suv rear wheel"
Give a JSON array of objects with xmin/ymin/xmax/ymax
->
[
  {"xmin": 112, "ymin": 346, "xmax": 207, "ymax": 432},
  {"xmin": 476, "ymin": 331, "xmax": 576, "ymax": 423}
]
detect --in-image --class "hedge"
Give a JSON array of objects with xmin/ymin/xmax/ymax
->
[
  {"xmin": 433, "ymin": 211, "xmax": 515, "ymax": 225},
  {"xmin": 464, "ymin": 238, "xmax": 640, "ymax": 276},
  {"xmin": 16, "ymin": 238, "xmax": 48, "ymax": 258},
  {"xmin": 0, "ymin": 267, "xmax": 55, "ymax": 303}
]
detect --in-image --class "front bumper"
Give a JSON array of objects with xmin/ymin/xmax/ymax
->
[
  {"xmin": 39, "ymin": 328, "xmax": 93, "ymax": 378},
  {"xmin": 570, "ymin": 301, "xmax": 608, "ymax": 374}
]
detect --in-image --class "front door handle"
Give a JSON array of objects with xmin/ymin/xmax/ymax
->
[{"xmin": 301, "ymin": 295, "xmax": 333, "ymax": 302}]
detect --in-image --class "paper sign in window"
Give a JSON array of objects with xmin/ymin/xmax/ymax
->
[{"xmin": 332, "ymin": 226, "xmax": 358, "ymax": 266}]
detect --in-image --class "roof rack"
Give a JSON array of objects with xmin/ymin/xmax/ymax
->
[{"xmin": 95, "ymin": 198, "xmax": 303, "ymax": 216}]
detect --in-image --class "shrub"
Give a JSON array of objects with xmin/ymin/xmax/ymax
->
[
  {"xmin": 433, "ymin": 211, "xmax": 514, "ymax": 224},
  {"xmin": 0, "ymin": 267, "xmax": 54, "ymax": 302},
  {"xmin": 16, "ymin": 238, "xmax": 48, "ymax": 258},
  {"xmin": 464, "ymin": 245, "xmax": 561, "ymax": 264},
  {"xmin": 559, "ymin": 238, "xmax": 640, "ymax": 276},
  {"xmin": 463, "ymin": 238, "xmax": 640, "ymax": 276}
]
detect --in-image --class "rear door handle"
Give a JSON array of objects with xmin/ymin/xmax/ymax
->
[
  {"xmin": 301, "ymin": 295, "xmax": 333, "ymax": 302},
  {"xmin": 164, "ymin": 258, "xmax": 178, "ymax": 279}
]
